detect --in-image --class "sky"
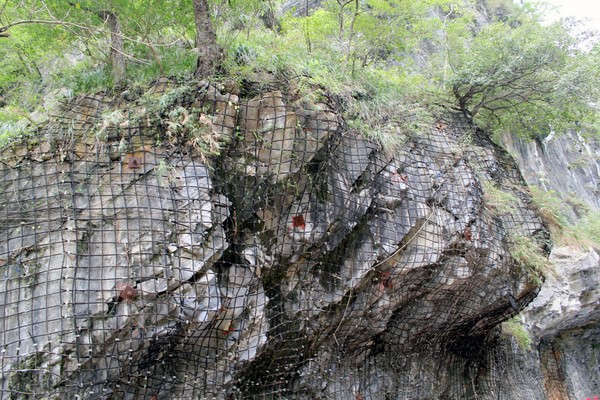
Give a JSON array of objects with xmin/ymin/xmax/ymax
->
[{"xmin": 542, "ymin": 0, "xmax": 600, "ymax": 30}]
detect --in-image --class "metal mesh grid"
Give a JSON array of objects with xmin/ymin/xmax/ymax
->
[{"xmin": 0, "ymin": 79, "xmax": 547, "ymax": 399}]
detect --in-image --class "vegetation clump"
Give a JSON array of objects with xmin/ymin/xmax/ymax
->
[
  {"xmin": 483, "ymin": 181, "xmax": 520, "ymax": 216},
  {"xmin": 501, "ymin": 316, "xmax": 533, "ymax": 351},
  {"xmin": 576, "ymin": 211, "xmax": 600, "ymax": 246},
  {"xmin": 508, "ymin": 234, "xmax": 553, "ymax": 285},
  {"xmin": 0, "ymin": 0, "xmax": 598, "ymax": 148},
  {"xmin": 528, "ymin": 186, "xmax": 600, "ymax": 250}
]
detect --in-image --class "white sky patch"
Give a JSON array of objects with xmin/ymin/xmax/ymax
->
[{"xmin": 541, "ymin": 0, "xmax": 600, "ymax": 31}]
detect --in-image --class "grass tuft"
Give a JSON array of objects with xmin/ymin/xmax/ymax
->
[
  {"xmin": 528, "ymin": 185, "xmax": 568, "ymax": 234},
  {"xmin": 483, "ymin": 181, "xmax": 519, "ymax": 216},
  {"xmin": 501, "ymin": 316, "xmax": 532, "ymax": 351},
  {"xmin": 573, "ymin": 211, "xmax": 600, "ymax": 249},
  {"xmin": 508, "ymin": 234, "xmax": 553, "ymax": 285}
]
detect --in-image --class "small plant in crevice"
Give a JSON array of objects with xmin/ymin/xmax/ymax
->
[
  {"xmin": 501, "ymin": 316, "xmax": 532, "ymax": 351},
  {"xmin": 156, "ymin": 159, "xmax": 176, "ymax": 187},
  {"xmin": 508, "ymin": 234, "xmax": 553, "ymax": 285},
  {"xmin": 96, "ymin": 110, "xmax": 126, "ymax": 140},
  {"xmin": 137, "ymin": 84, "xmax": 195, "ymax": 116},
  {"xmin": 482, "ymin": 181, "xmax": 519, "ymax": 216}
]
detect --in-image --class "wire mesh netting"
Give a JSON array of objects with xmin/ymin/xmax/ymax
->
[{"xmin": 0, "ymin": 79, "xmax": 548, "ymax": 399}]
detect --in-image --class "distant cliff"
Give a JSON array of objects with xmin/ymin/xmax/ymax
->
[
  {"xmin": 502, "ymin": 131, "xmax": 600, "ymax": 217},
  {"xmin": 502, "ymin": 131, "xmax": 600, "ymax": 400}
]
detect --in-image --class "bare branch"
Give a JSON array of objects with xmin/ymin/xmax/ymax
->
[
  {"xmin": 0, "ymin": 18, "xmax": 94, "ymax": 33},
  {"xmin": 0, "ymin": 15, "xmax": 177, "ymax": 52}
]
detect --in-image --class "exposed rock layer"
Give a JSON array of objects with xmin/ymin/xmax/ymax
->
[
  {"xmin": 503, "ymin": 132, "xmax": 600, "ymax": 400},
  {"xmin": 0, "ymin": 80, "xmax": 549, "ymax": 399}
]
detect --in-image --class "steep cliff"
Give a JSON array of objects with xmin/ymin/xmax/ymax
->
[
  {"xmin": 502, "ymin": 132, "xmax": 600, "ymax": 217},
  {"xmin": 502, "ymin": 132, "xmax": 600, "ymax": 400},
  {"xmin": 0, "ymin": 79, "xmax": 552, "ymax": 399}
]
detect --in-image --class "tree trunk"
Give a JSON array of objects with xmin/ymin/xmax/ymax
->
[
  {"xmin": 192, "ymin": 0, "xmax": 221, "ymax": 79},
  {"xmin": 99, "ymin": 11, "xmax": 126, "ymax": 85}
]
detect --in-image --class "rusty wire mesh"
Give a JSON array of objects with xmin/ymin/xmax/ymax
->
[{"xmin": 0, "ymin": 79, "xmax": 547, "ymax": 399}]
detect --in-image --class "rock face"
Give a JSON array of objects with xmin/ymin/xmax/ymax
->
[
  {"xmin": 502, "ymin": 131, "xmax": 600, "ymax": 400},
  {"xmin": 281, "ymin": 0, "xmax": 324, "ymax": 16},
  {"xmin": 524, "ymin": 247, "xmax": 600, "ymax": 400},
  {"xmin": 501, "ymin": 131, "xmax": 600, "ymax": 218},
  {"xmin": 0, "ymin": 80, "xmax": 550, "ymax": 399}
]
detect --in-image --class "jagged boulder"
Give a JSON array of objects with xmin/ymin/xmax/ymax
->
[{"xmin": 0, "ymin": 80, "xmax": 548, "ymax": 399}]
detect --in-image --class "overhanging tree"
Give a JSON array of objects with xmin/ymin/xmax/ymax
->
[{"xmin": 447, "ymin": 18, "xmax": 600, "ymax": 137}]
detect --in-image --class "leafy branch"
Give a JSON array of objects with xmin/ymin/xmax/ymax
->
[{"xmin": 447, "ymin": 18, "xmax": 600, "ymax": 137}]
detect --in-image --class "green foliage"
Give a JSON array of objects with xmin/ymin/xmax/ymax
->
[
  {"xmin": 123, "ymin": 84, "xmax": 229, "ymax": 157},
  {"xmin": 219, "ymin": 0, "xmax": 465, "ymax": 147},
  {"xmin": 138, "ymin": 85, "xmax": 195, "ymax": 115},
  {"xmin": 528, "ymin": 185, "xmax": 568, "ymax": 234},
  {"xmin": 0, "ymin": 120, "xmax": 30, "ymax": 148},
  {"xmin": 0, "ymin": 0, "xmax": 199, "ymax": 143},
  {"xmin": 446, "ymin": 14, "xmax": 600, "ymax": 138},
  {"xmin": 155, "ymin": 159, "xmax": 176, "ymax": 186},
  {"xmin": 59, "ymin": 62, "xmax": 115, "ymax": 94},
  {"xmin": 508, "ymin": 234, "xmax": 552, "ymax": 284},
  {"xmin": 573, "ymin": 211, "xmax": 600, "ymax": 248},
  {"xmin": 482, "ymin": 181, "xmax": 519, "ymax": 216},
  {"xmin": 527, "ymin": 186, "xmax": 600, "ymax": 249},
  {"xmin": 501, "ymin": 316, "xmax": 532, "ymax": 351},
  {"xmin": 1, "ymin": 0, "xmax": 599, "ymax": 148},
  {"xmin": 480, "ymin": 0, "xmax": 519, "ymax": 18},
  {"xmin": 565, "ymin": 193, "xmax": 591, "ymax": 216}
]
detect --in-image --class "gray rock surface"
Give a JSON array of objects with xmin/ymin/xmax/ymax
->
[
  {"xmin": 502, "ymin": 131, "xmax": 600, "ymax": 218},
  {"xmin": 524, "ymin": 247, "xmax": 600, "ymax": 339},
  {"xmin": 281, "ymin": 0, "xmax": 324, "ymax": 16},
  {"xmin": 502, "ymin": 130, "xmax": 600, "ymax": 400},
  {"xmin": 0, "ymin": 80, "xmax": 551, "ymax": 399}
]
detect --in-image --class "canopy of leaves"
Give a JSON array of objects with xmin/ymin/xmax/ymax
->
[
  {"xmin": 1, "ymin": 0, "xmax": 599, "ymax": 145},
  {"xmin": 447, "ymin": 15, "xmax": 600, "ymax": 138}
]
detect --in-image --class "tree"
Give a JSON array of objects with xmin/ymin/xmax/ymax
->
[
  {"xmin": 69, "ymin": 3, "xmax": 126, "ymax": 85},
  {"xmin": 0, "ymin": 0, "xmax": 200, "ymax": 85},
  {"xmin": 100, "ymin": 10, "xmax": 125, "ymax": 84},
  {"xmin": 0, "ymin": 1, "xmax": 128, "ymax": 84},
  {"xmin": 287, "ymin": 0, "xmax": 468, "ymax": 78},
  {"xmin": 446, "ymin": 17, "xmax": 600, "ymax": 137},
  {"xmin": 192, "ymin": 0, "xmax": 222, "ymax": 79}
]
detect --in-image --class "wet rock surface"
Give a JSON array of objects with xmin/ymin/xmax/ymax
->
[{"xmin": 0, "ymin": 80, "xmax": 549, "ymax": 399}]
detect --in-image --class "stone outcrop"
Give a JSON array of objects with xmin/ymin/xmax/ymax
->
[
  {"xmin": 281, "ymin": 0, "xmax": 324, "ymax": 16},
  {"xmin": 501, "ymin": 131, "xmax": 600, "ymax": 219},
  {"xmin": 525, "ymin": 247, "xmax": 600, "ymax": 399},
  {"xmin": 0, "ymin": 79, "xmax": 550, "ymax": 399},
  {"xmin": 500, "ymin": 131, "xmax": 600, "ymax": 400}
]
